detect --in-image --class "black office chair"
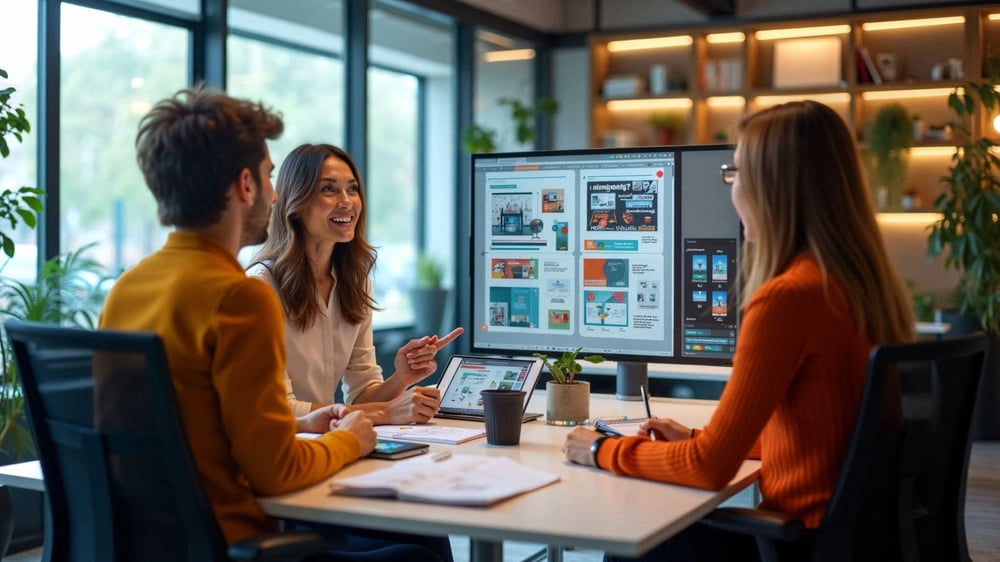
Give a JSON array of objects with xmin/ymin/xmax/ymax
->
[
  {"xmin": 4, "ymin": 319, "xmax": 351, "ymax": 562},
  {"xmin": 704, "ymin": 332, "xmax": 988, "ymax": 562}
]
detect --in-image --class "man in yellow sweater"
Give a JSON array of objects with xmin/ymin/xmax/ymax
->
[{"xmin": 99, "ymin": 86, "xmax": 450, "ymax": 561}]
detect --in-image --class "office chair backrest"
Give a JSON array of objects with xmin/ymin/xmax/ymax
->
[
  {"xmin": 814, "ymin": 332, "xmax": 987, "ymax": 562},
  {"xmin": 5, "ymin": 319, "xmax": 229, "ymax": 561}
]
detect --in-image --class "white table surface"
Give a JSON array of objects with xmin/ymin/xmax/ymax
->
[
  {"xmin": 0, "ymin": 458, "xmax": 44, "ymax": 492},
  {"xmin": 0, "ymin": 392, "xmax": 760, "ymax": 562},
  {"xmin": 258, "ymin": 392, "xmax": 759, "ymax": 561}
]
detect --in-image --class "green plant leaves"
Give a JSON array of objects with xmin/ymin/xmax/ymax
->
[{"xmin": 928, "ymin": 82, "xmax": 1000, "ymax": 335}]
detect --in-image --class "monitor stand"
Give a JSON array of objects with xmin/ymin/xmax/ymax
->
[{"xmin": 615, "ymin": 361, "xmax": 648, "ymax": 401}]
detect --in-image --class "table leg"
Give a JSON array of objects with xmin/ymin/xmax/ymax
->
[
  {"xmin": 469, "ymin": 538, "xmax": 503, "ymax": 562},
  {"xmin": 547, "ymin": 545, "xmax": 564, "ymax": 562}
]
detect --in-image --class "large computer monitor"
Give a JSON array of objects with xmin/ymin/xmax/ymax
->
[{"xmin": 469, "ymin": 145, "xmax": 741, "ymax": 398}]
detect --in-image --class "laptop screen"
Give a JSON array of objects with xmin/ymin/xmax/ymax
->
[{"xmin": 436, "ymin": 355, "xmax": 543, "ymax": 418}]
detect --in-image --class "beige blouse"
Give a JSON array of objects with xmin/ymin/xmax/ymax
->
[{"xmin": 247, "ymin": 263, "xmax": 382, "ymax": 416}]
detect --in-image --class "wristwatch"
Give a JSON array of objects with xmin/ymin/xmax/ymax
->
[{"xmin": 590, "ymin": 436, "xmax": 609, "ymax": 469}]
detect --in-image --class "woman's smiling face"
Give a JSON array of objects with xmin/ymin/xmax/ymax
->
[{"xmin": 302, "ymin": 155, "xmax": 362, "ymax": 245}]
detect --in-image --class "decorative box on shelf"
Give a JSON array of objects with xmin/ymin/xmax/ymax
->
[{"xmin": 603, "ymin": 75, "xmax": 646, "ymax": 99}]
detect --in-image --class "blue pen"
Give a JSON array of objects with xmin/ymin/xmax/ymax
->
[{"xmin": 640, "ymin": 385, "xmax": 656, "ymax": 441}]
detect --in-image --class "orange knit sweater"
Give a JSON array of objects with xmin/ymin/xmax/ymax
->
[{"xmin": 596, "ymin": 254, "xmax": 872, "ymax": 528}]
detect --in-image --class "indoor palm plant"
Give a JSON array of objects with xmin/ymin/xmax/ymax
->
[
  {"xmin": 927, "ymin": 81, "xmax": 1000, "ymax": 439},
  {"xmin": 533, "ymin": 347, "xmax": 604, "ymax": 426},
  {"xmin": 0, "ymin": 67, "xmax": 44, "ymax": 459}
]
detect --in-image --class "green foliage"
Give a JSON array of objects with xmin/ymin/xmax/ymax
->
[
  {"xmin": 415, "ymin": 253, "xmax": 445, "ymax": 289},
  {"xmin": 461, "ymin": 97, "xmax": 560, "ymax": 154},
  {"xmin": 0, "ymin": 69, "xmax": 31, "ymax": 157},
  {"xmin": 867, "ymin": 103, "xmax": 913, "ymax": 207},
  {"xmin": 533, "ymin": 347, "xmax": 604, "ymax": 385},
  {"xmin": 0, "ymin": 68, "xmax": 44, "ymax": 259},
  {"xmin": 647, "ymin": 111, "xmax": 686, "ymax": 131},
  {"xmin": 1, "ymin": 244, "xmax": 115, "ymax": 458},
  {"xmin": 926, "ymin": 82, "xmax": 1000, "ymax": 336}
]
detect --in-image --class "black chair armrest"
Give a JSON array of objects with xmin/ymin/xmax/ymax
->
[
  {"xmin": 702, "ymin": 507, "xmax": 808, "ymax": 542},
  {"xmin": 228, "ymin": 530, "xmax": 348, "ymax": 561}
]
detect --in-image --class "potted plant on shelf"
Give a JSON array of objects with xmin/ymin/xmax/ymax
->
[
  {"xmin": 461, "ymin": 97, "xmax": 559, "ymax": 154},
  {"xmin": 927, "ymin": 81, "xmax": 1000, "ymax": 439},
  {"xmin": 647, "ymin": 112, "xmax": 686, "ymax": 145},
  {"xmin": 411, "ymin": 253, "xmax": 448, "ymax": 336},
  {"xmin": 533, "ymin": 347, "xmax": 604, "ymax": 426},
  {"xmin": 866, "ymin": 102, "xmax": 914, "ymax": 211}
]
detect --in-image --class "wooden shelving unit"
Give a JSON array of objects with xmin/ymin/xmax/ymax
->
[{"xmin": 589, "ymin": 6, "xmax": 1000, "ymax": 211}]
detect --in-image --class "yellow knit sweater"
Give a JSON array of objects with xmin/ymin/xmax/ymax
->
[{"xmin": 100, "ymin": 232, "xmax": 361, "ymax": 543}]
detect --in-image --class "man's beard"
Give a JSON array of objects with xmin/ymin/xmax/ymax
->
[{"xmin": 241, "ymin": 191, "xmax": 270, "ymax": 247}]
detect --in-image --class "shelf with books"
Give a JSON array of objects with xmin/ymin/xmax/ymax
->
[{"xmin": 588, "ymin": 6, "xmax": 991, "ymax": 207}]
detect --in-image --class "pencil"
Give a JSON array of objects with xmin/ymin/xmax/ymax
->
[{"xmin": 640, "ymin": 384, "xmax": 655, "ymax": 441}]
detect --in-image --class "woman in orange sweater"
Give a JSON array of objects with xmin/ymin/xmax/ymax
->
[{"xmin": 562, "ymin": 101, "xmax": 915, "ymax": 561}]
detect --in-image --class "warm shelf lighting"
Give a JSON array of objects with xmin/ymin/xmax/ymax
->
[
  {"xmin": 706, "ymin": 32, "xmax": 745, "ymax": 44},
  {"xmin": 862, "ymin": 16, "xmax": 964, "ymax": 32},
  {"xmin": 483, "ymin": 49, "xmax": 536, "ymax": 63},
  {"xmin": 989, "ymin": 13, "xmax": 1000, "ymax": 21},
  {"xmin": 606, "ymin": 98, "xmax": 693, "ymax": 111},
  {"xmin": 755, "ymin": 24, "xmax": 850, "ymax": 41},
  {"xmin": 861, "ymin": 88, "xmax": 955, "ymax": 101},
  {"xmin": 607, "ymin": 35, "xmax": 693, "ymax": 52},
  {"xmin": 754, "ymin": 92, "xmax": 850, "ymax": 106},
  {"xmin": 875, "ymin": 212, "xmax": 942, "ymax": 225},
  {"xmin": 707, "ymin": 96, "xmax": 746, "ymax": 108},
  {"xmin": 910, "ymin": 146, "xmax": 956, "ymax": 157}
]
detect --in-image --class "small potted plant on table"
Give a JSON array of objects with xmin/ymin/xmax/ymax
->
[{"xmin": 533, "ymin": 348, "xmax": 604, "ymax": 426}]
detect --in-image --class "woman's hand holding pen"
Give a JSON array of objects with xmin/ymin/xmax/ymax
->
[{"xmin": 640, "ymin": 417, "xmax": 692, "ymax": 442}]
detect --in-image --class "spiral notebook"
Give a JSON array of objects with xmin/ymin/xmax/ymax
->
[{"xmin": 593, "ymin": 416, "xmax": 651, "ymax": 437}]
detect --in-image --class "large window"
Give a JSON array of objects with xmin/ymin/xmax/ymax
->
[
  {"xmin": 369, "ymin": 4, "xmax": 456, "ymax": 329},
  {"xmin": 228, "ymin": 0, "xmax": 346, "ymax": 168},
  {"xmin": 474, "ymin": 29, "xmax": 538, "ymax": 153},
  {"xmin": 59, "ymin": 4, "xmax": 188, "ymax": 272},
  {"xmin": 367, "ymin": 67, "xmax": 419, "ymax": 326},
  {"xmin": 0, "ymin": 1, "xmax": 38, "ymax": 283}
]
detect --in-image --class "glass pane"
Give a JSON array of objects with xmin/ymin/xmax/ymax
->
[
  {"xmin": 367, "ymin": 67, "xmax": 418, "ymax": 327},
  {"xmin": 228, "ymin": 0, "xmax": 345, "ymax": 265},
  {"xmin": 60, "ymin": 4, "xmax": 188, "ymax": 272},
  {"xmin": 474, "ymin": 29, "xmax": 537, "ymax": 153},
  {"xmin": 227, "ymin": 36, "xmax": 345, "ymax": 171},
  {"xmin": 368, "ymin": 4, "xmax": 456, "ymax": 330},
  {"xmin": 116, "ymin": 0, "xmax": 200, "ymax": 16},
  {"xmin": 0, "ymin": 1, "xmax": 39, "ymax": 284}
]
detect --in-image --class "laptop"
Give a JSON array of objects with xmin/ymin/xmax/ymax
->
[{"xmin": 435, "ymin": 354, "xmax": 544, "ymax": 423}]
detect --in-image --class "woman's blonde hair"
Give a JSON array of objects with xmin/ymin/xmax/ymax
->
[{"xmin": 735, "ymin": 101, "xmax": 914, "ymax": 344}]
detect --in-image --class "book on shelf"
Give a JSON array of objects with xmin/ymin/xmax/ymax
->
[
  {"xmin": 593, "ymin": 416, "xmax": 651, "ymax": 437},
  {"xmin": 329, "ymin": 454, "xmax": 560, "ymax": 506},
  {"xmin": 374, "ymin": 424, "xmax": 485, "ymax": 445},
  {"xmin": 858, "ymin": 47, "xmax": 882, "ymax": 85}
]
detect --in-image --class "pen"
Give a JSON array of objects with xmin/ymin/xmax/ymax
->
[
  {"xmin": 431, "ymin": 451, "xmax": 452, "ymax": 462},
  {"xmin": 640, "ymin": 385, "xmax": 656, "ymax": 441}
]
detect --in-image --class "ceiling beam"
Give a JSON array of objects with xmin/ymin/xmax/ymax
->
[{"xmin": 675, "ymin": 0, "xmax": 735, "ymax": 17}]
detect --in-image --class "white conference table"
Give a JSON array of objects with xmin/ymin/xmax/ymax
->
[
  {"xmin": 0, "ymin": 392, "xmax": 760, "ymax": 562},
  {"xmin": 258, "ymin": 392, "xmax": 760, "ymax": 562}
]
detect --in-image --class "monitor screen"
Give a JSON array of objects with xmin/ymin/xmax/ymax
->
[{"xmin": 470, "ymin": 145, "xmax": 740, "ymax": 367}]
